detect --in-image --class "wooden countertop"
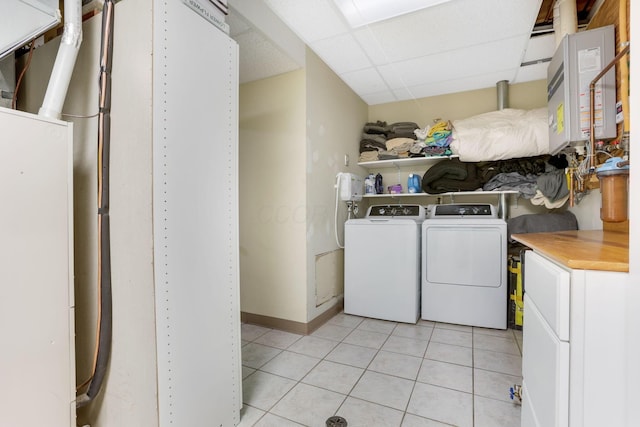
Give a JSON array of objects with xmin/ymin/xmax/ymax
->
[{"xmin": 511, "ymin": 230, "xmax": 629, "ymax": 272}]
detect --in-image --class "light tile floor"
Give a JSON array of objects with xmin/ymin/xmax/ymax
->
[{"xmin": 240, "ymin": 313, "xmax": 523, "ymax": 427}]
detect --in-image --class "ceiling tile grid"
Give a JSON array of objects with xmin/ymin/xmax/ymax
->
[{"xmin": 232, "ymin": 0, "xmax": 555, "ymax": 105}]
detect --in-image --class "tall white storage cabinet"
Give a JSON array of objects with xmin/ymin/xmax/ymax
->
[
  {"xmin": 0, "ymin": 107, "xmax": 75, "ymax": 426},
  {"xmin": 152, "ymin": 1, "xmax": 241, "ymax": 426}
]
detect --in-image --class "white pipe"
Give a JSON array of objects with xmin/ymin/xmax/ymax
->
[
  {"xmin": 38, "ymin": 0, "xmax": 83, "ymax": 119},
  {"xmin": 553, "ymin": 0, "xmax": 577, "ymax": 48}
]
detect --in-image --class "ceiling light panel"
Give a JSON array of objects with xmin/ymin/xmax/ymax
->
[
  {"xmin": 333, "ymin": 0, "xmax": 454, "ymax": 28},
  {"xmin": 264, "ymin": 0, "xmax": 349, "ymax": 43}
]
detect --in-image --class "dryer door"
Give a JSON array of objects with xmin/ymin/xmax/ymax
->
[{"xmin": 424, "ymin": 223, "xmax": 505, "ymax": 287}]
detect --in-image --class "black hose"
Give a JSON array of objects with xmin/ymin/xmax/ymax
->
[{"xmin": 77, "ymin": 0, "xmax": 114, "ymax": 408}]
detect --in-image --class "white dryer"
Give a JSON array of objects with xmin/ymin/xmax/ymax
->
[
  {"xmin": 421, "ymin": 203, "xmax": 507, "ymax": 329},
  {"xmin": 344, "ymin": 204, "xmax": 425, "ymax": 323}
]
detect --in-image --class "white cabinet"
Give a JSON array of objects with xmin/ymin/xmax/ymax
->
[{"xmin": 522, "ymin": 250, "xmax": 628, "ymax": 427}]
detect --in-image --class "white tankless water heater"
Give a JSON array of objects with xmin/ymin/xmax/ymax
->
[{"xmin": 547, "ymin": 25, "xmax": 616, "ymax": 154}]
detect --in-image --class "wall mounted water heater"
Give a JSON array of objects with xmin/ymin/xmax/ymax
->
[
  {"xmin": 338, "ymin": 173, "xmax": 364, "ymax": 202},
  {"xmin": 547, "ymin": 25, "xmax": 616, "ymax": 154}
]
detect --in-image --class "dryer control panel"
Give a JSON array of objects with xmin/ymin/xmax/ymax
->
[{"xmin": 429, "ymin": 204, "xmax": 497, "ymax": 218}]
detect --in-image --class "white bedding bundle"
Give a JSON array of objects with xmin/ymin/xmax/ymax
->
[{"xmin": 450, "ymin": 108, "xmax": 549, "ymax": 161}]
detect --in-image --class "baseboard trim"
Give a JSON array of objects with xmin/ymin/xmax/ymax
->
[{"xmin": 241, "ymin": 302, "xmax": 344, "ymax": 335}]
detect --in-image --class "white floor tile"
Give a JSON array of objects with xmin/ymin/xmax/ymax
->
[
  {"xmin": 417, "ymin": 359, "xmax": 473, "ymax": 393},
  {"xmin": 253, "ymin": 413, "xmax": 305, "ymax": 427},
  {"xmin": 424, "ymin": 341, "xmax": 473, "ymax": 367},
  {"xmin": 254, "ymin": 330, "xmax": 303, "ymax": 349},
  {"xmin": 382, "ymin": 335, "xmax": 428, "ymax": 358},
  {"xmin": 473, "ymin": 333, "xmax": 520, "ymax": 355},
  {"xmin": 260, "ymin": 351, "xmax": 321, "ymax": 380},
  {"xmin": 337, "ymin": 397, "xmax": 404, "ymax": 427},
  {"xmin": 242, "ymin": 371, "xmax": 296, "ymax": 411},
  {"xmin": 430, "ymin": 328, "xmax": 473, "ymax": 348},
  {"xmin": 474, "ymin": 349, "xmax": 522, "ymax": 376},
  {"xmin": 400, "ymin": 413, "xmax": 452, "ymax": 426},
  {"xmin": 407, "ymin": 382, "xmax": 473, "ymax": 427},
  {"xmin": 327, "ymin": 312, "xmax": 364, "ymax": 329},
  {"xmin": 242, "ymin": 324, "xmax": 272, "ymax": 341},
  {"xmin": 369, "ymin": 351, "xmax": 422, "ymax": 380},
  {"xmin": 418, "ymin": 319, "xmax": 436, "ymax": 328},
  {"xmin": 473, "ymin": 326, "xmax": 516, "ymax": 339},
  {"xmin": 302, "ymin": 360, "xmax": 364, "ymax": 394},
  {"xmin": 270, "ymin": 383, "xmax": 346, "ymax": 427},
  {"xmin": 343, "ymin": 329, "xmax": 389, "ymax": 349},
  {"xmin": 242, "ymin": 343, "xmax": 282, "ymax": 369},
  {"xmin": 325, "ymin": 342, "xmax": 378, "ymax": 368},
  {"xmin": 287, "ymin": 335, "xmax": 338, "ymax": 359},
  {"xmin": 474, "ymin": 395, "xmax": 521, "ymax": 427},
  {"xmin": 350, "ymin": 371, "xmax": 414, "ymax": 411},
  {"xmin": 357, "ymin": 318, "xmax": 397, "ymax": 335},
  {"xmin": 435, "ymin": 322, "xmax": 473, "ymax": 333},
  {"xmin": 242, "ymin": 366, "xmax": 256, "ymax": 379},
  {"xmin": 474, "ymin": 368, "xmax": 522, "ymax": 403},
  {"xmin": 392, "ymin": 323, "xmax": 434, "ymax": 341},
  {"xmin": 311, "ymin": 323, "xmax": 353, "ymax": 342},
  {"xmin": 238, "ymin": 405, "xmax": 266, "ymax": 427}
]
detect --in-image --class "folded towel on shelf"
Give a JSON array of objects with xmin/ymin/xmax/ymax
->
[{"xmin": 421, "ymin": 158, "xmax": 482, "ymax": 194}]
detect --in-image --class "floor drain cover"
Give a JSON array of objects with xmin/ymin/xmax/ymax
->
[{"xmin": 326, "ymin": 416, "xmax": 348, "ymax": 426}]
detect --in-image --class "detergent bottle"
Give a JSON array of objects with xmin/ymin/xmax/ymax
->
[{"xmin": 408, "ymin": 173, "xmax": 421, "ymax": 193}]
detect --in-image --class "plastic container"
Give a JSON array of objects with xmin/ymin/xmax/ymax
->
[{"xmin": 596, "ymin": 157, "xmax": 629, "ymax": 223}]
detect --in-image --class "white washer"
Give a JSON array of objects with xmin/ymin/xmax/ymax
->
[
  {"xmin": 421, "ymin": 203, "xmax": 507, "ymax": 329},
  {"xmin": 344, "ymin": 204, "xmax": 425, "ymax": 323}
]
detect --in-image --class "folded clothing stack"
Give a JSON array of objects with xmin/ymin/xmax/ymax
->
[{"xmin": 359, "ymin": 121, "xmax": 419, "ymax": 162}]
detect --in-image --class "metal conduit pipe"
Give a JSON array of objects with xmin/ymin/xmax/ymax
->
[
  {"xmin": 589, "ymin": 43, "xmax": 631, "ymax": 171},
  {"xmin": 76, "ymin": 0, "xmax": 115, "ymax": 409}
]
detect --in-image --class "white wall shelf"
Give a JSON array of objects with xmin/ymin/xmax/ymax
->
[
  {"xmin": 358, "ymin": 155, "xmax": 458, "ymax": 169},
  {"xmin": 363, "ymin": 190, "xmax": 519, "ymax": 198}
]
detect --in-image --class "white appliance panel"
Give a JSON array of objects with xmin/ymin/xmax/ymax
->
[
  {"xmin": 421, "ymin": 216, "xmax": 507, "ymax": 329},
  {"xmin": 0, "ymin": 107, "xmax": 75, "ymax": 427},
  {"xmin": 522, "ymin": 294, "xmax": 570, "ymax": 427},
  {"xmin": 344, "ymin": 219, "xmax": 420, "ymax": 323},
  {"xmin": 424, "ymin": 225, "xmax": 504, "ymax": 287}
]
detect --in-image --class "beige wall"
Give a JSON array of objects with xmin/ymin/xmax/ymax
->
[
  {"xmin": 22, "ymin": 2, "xmax": 158, "ymax": 426},
  {"xmin": 304, "ymin": 49, "xmax": 368, "ymax": 321},
  {"xmin": 239, "ymin": 70, "xmax": 308, "ymax": 323},
  {"xmin": 368, "ymin": 80, "xmax": 548, "ymax": 126}
]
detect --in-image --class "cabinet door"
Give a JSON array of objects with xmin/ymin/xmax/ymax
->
[
  {"xmin": 525, "ymin": 251, "xmax": 570, "ymax": 341},
  {"xmin": 522, "ymin": 294, "xmax": 569, "ymax": 427}
]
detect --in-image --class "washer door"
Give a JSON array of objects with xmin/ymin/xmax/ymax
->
[{"xmin": 424, "ymin": 223, "xmax": 504, "ymax": 287}]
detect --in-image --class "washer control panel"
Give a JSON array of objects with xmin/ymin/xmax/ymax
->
[{"xmin": 366, "ymin": 204, "xmax": 425, "ymax": 219}]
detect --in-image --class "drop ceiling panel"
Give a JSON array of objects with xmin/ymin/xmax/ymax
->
[
  {"xmin": 339, "ymin": 68, "xmax": 388, "ymax": 95},
  {"xmin": 522, "ymin": 33, "xmax": 555, "ymax": 62},
  {"xmin": 513, "ymin": 61, "xmax": 550, "ymax": 83},
  {"xmin": 360, "ymin": 91, "xmax": 398, "ymax": 105},
  {"xmin": 234, "ymin": 30, "xmax": 301, "ymax": 83},
  {"xmin": 378, "ymin": 37, "xmax": 526, "ymax": 89},
  {"xmin": 309, "ymin": 34, "xmax": 372, "ymax": 74},
  {"xmin": 357, "ymin": 0, "xmax": 541, "ymax": 63},
  {"xmin": 264, "ymin": 0, "xmax": 349, "ymax": 43},
  {"xmin": 408, "ymin": 69, "xmax": 516, "ymax": 98}
]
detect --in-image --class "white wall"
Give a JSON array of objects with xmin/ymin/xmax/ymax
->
[{"xmin": 22, "ymin": 2, "xmax": 159, "ymax": 426}]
